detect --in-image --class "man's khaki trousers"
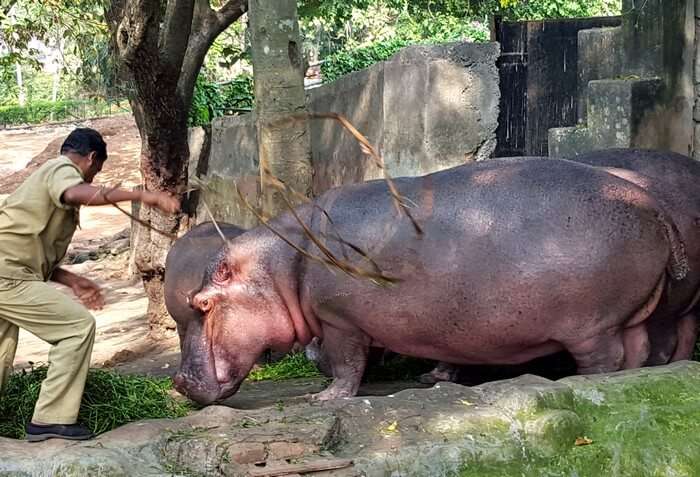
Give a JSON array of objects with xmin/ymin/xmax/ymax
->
[{"xmin": 0, "ymin": 278, "xmax": 95, "ymax": 424}]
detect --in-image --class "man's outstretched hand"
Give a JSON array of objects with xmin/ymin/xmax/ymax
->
[
  {"xmin": 71, "ymin": 276, "xmax": 104, "ymax": 310},
  {"xmin": 63, "ymin": 184, "xmax": 180, "ymax": 215},
  {"xmin": 141, "ymin": 190, "xmax": 180, "ymax": 214}
]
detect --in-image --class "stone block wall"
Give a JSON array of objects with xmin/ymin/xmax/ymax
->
[
  {"xmin": 193, "ymin": 42, "xmax": 501, "ymax": 227},
  {"xmin": 549, "ymin": 0, "xmax": 695, "ymax": 158}
]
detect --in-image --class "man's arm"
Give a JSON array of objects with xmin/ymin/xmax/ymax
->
[
  {"xmin": 62, "ymin": 184, "xmax": 180, "ymax": 213},
  {"xmin": 51, "ymin": 267, "xmax": 104, "ymax": 310}
]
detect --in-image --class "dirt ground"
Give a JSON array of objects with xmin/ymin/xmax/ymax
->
[{"xmin": 0, "ymin": 115, "xmax": 181, "ymax": 377}]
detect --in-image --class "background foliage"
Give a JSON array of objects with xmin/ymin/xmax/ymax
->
[
  {"xmin": 0, "ymin": 98, "xmax": 129, "ymax": 126},
  {"xmin": 188, "ymin": 73, "xmax": 254, "ymax": 127},
  {"xmin": 316, "ymin": 0, "xmax": 620, "ymax": 81},
  {"xmin": 0, "ymin": 0, "xmax": 622, "ymax": 127}
]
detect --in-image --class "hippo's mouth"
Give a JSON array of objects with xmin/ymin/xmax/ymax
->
[{"xmin": 214, "ymin": 378, "xmax": 243, "ymax": 402}]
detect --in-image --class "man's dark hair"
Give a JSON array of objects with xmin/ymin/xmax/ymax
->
[{"xmin": 60, "ymin": 128, "xmax": 107, "ymax": 162}]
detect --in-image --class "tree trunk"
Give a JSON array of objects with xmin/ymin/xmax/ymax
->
[
  {"xmin": 15, "ymin": 61, "xmax": 24, "ymax": 106},
  {"xmin": 105, "ymin": 0, "xmax": 247, "ymax": 337},
  {"xmin": 131, "ymin": 97, "xmax": 190, "ymax": 338},
  {"xmin": 249, "ymin": 0, "xmax": 313, "ymax": 216}
]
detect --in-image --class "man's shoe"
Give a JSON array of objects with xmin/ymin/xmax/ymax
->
[{"xmin": 26, "ymin": 422, "xmax": 94, "ymax": 442}]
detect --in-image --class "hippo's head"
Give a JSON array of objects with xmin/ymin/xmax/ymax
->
[{"xmin": 172, "ymin": 242, "xmax": 297, "ymax": 404}]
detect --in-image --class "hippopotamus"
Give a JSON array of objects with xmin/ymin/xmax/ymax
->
[
  {"xmin": 418, "ymin": 149, "xmax": 700, "ymax": 385},
  {"xmin": 164, "ymin": 222, "xmax": 245, "ymax": 333},
  {"xmin": 173, "ymin": 157, "xmax": 687, "ymax": 404},
  {"xmin": 572, "ymin": 149, "xmax": 700, "ymax": 364}
]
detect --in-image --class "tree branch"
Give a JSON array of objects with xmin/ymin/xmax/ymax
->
[
  {"xmin": 107, "ymin": 0, "xmax": 161, "ymax": 66},
  {"xmin": 176, "ymin": 0, "xmax": 247, "ymax": 107},
  {"xmin": 159, "ymin": 0, "xmax": 195, "ymax": 73},
  {"xmin": 214, "ymin": 0, "xmax": 247, "ymax": 31}
]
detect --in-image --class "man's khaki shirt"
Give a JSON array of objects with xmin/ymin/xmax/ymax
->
[{"xmin": 0, "ymin": 156, "xmax": 84, "ymax": 281}]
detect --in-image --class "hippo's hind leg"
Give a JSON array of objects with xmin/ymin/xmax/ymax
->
[
  {"xmin": 621, "ymin": 322, "xmax": 651, "ymax": 369},
  {"xmin": 566, "ymin": 324, "xmax": 650, "ymax": 374},
  {"xmin": 671, "ymin": 312, "xmax": 699, "ymax": 361},
  {"xmin": 567, "ymin": 274, "xmax": 664, "ymax": 373},
  {"xmin": 564, "ymin": 330, "xmax": 626, "ymax": 374},
  {"xmin": 305, "ymin": 337, "xmax": 333, "ymax": 377},
  {"xmin": 311, "ymin": 324, "xmax": 370, "ymax": 401},
  {"xmin": 645, "ymin": 315, "xmax": 679, "ymax": 365},
  {"xmin": 419, "ymin": 362, "xmax": 460, "ymax": 384}
]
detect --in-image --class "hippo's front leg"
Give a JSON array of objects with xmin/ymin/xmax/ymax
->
[{"xmin": 311, "ymin": 325, "xmax": 370, "ymax": 401}]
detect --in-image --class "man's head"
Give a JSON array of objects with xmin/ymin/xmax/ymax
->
[{"xmin": 60, "ymin": 128, "xmax": 107, "ymax": 183}]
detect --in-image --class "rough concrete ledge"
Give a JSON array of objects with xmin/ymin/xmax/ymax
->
[{"xmin": 2, "ymin": 361, "xmax": 700, "ymax": 477}]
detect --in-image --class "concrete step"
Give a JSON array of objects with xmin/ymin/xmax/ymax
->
[
  {"xmin": 576, "ymin": 26, "xmax": 623, "ymax": 122},
  {"xmin": 549, "ymin": 77, "xmax": 662, "ymax": 157}
]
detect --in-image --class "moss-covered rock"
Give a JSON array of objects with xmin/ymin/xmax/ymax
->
[{"xmin": 459, "ymin": 361, "xmax": 700, "ymax": 476}]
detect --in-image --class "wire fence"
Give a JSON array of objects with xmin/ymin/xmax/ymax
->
[{"xmin": 0, "ymin": 98, "xmax": 131, "ymax": 129}]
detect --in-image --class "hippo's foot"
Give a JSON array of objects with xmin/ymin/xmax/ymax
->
[
  {"xmin": 310, "ymin": 326, "xmax": 368, "ymax": 401},
  {"xmin": 311, "ymin": 380, "xmax": 357, "ymax": 401},
  {"xmin": 419, "ymin": 362, "xmax": 460, "ymax": 384}
]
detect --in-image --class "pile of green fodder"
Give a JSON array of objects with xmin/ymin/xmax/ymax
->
[
  {"xmin": 247, "ymin": 352, "xmax": 321, "ymax": 381},
  {"xmin": 0, "ymin": 366, "xmax": 191, "ymax": 439}
]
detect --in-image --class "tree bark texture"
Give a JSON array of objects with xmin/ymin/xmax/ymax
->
[
  {"xmin": 249, "ymin": 0, "xmax": 313, "ymax": 217},
  {"xmin": 105, "ymin": 0, "xmax": 247, "ymax": 336}
]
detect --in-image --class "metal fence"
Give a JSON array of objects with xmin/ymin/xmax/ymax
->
[{"xmin": 0, "ymin": 98, "xmax": 132, "ymax": 129}]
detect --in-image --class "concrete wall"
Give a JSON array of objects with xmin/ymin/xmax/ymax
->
[
  {"xmin": 694, "ymin": 0, "xmax": 700, "ymax": 156},
  {"xmin": 308, "ymin": 42, "xmax": 500, "ymax": 193},
  {"xmin": 194, "ymin": 115, "xmax": 261, "ymax": 228},
  {"xmin": 194, "ymin": 42, "xmax": 501, "ymax": 227}
]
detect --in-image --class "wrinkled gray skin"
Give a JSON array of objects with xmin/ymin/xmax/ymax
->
[
  {"xmin": 164, "ymin": 222, "xmax": 245, "ymax": 346},
  {"xmin": 421, "ymin": 149, "xmax": 700, "ymax": 385},
  {"xmin": 174, "ymin": 157, "xmax": 688, "ymax": 404},
  {"xmin": 574, "ymin": 149, "xmax": 700, "ymax": 363}
]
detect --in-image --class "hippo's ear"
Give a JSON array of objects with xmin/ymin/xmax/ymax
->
[{"xmin": 212, "ymin": 259, "xmax": 234, "ymax": 285}]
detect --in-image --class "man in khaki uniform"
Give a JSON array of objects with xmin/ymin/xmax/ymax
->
[{"xmin": 0, "ymin": 128, "xmax": 179, "ymax": 441}]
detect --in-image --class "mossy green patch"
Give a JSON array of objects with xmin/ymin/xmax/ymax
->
[{"xmin": 460, "ymin": 365, "xmax": 700, "ymax": 476}]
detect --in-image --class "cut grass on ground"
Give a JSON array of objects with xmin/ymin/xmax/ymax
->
[{"xmin": 0, "ymin": 366, "xmax": 190, "ymax": 439}]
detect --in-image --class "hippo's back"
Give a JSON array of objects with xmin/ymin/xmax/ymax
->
[
  {"xmin": 573, "ymin": 149, "xmax": 700, "ymax": 210},
  {"xmin": 311, "ymin": 157, "xmax": 669, "ymax": 252}
]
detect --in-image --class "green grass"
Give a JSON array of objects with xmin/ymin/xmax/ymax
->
[
  {"xmin": 247, "ymin": 352, "xmax": 321, "ymax": 381},
  {"xmin": 0, "ymin": 366, "xmax": 191, "ymax": 439}
]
